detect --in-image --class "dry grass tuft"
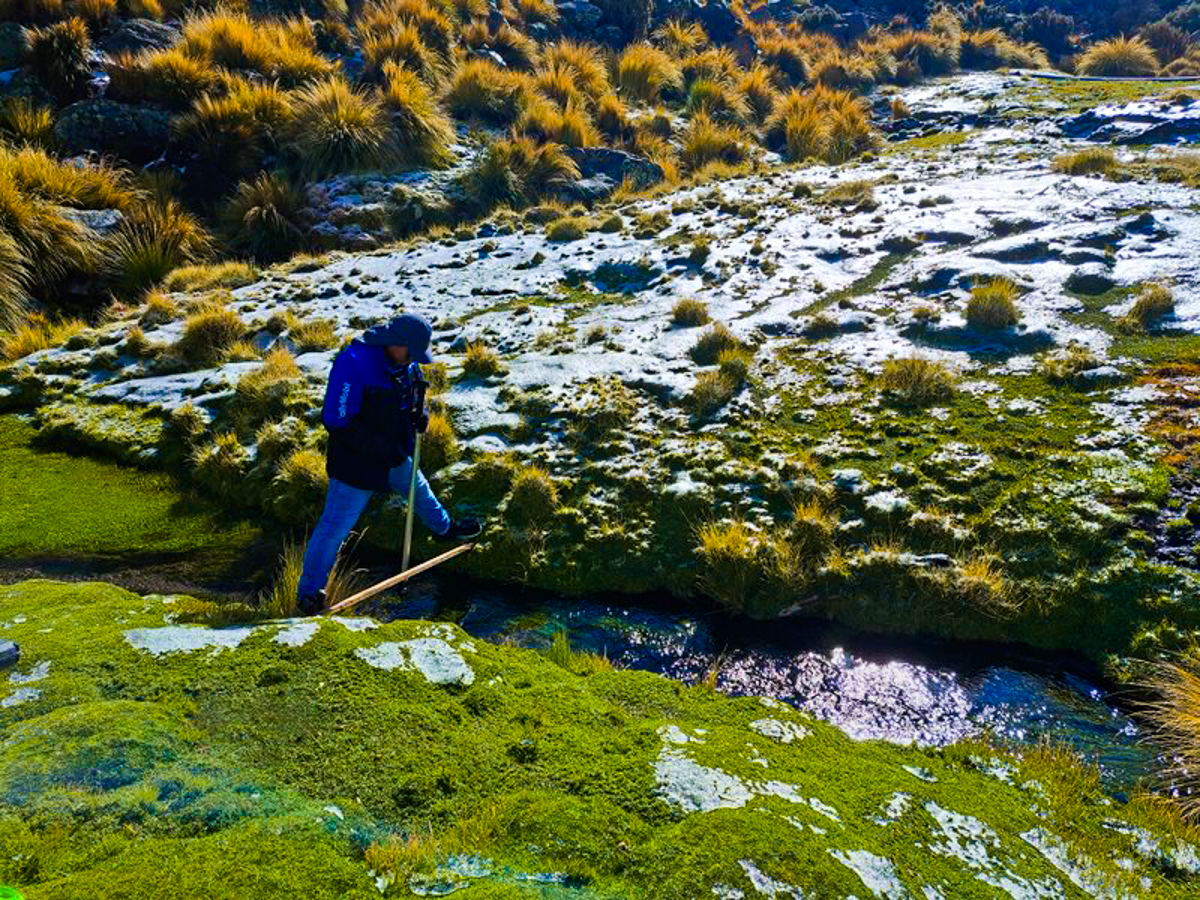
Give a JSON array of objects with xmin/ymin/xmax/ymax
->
[
  {"xmin": 616, "ymin": 43, "xmax": 683, "ymax": 104},
  {"xmin": 1076, "ymin": 36, "xmax": 1160, "ymax": 77},
  {"xmin": 966, "ymin": 277, "xmax": 1021, "ymax": 330},
  {"xmin": 878, "ymin": 355, "xmax": 957, "ymax": 406}
]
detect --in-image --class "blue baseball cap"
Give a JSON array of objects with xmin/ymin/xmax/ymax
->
[{"xmin": 362, "ymin": 314, "xmax": 433, "ymax": 364}]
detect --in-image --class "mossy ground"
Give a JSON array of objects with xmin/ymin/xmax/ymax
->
[
  {"xmin": 0, "ymin": 416, "xmax": 259, "ymax": 563},
  {"xmin": 1, "ymin": 580, "xmax": 1198, "ymax": 898}
]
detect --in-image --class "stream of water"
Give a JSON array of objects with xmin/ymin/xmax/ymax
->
[{"xmin": 366, "ymin": 572, "xmax": 1151, "ymax": 793}]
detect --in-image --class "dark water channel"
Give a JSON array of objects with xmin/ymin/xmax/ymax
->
[{"xmin": 362, "ymin": 570, "xmax": 1151, "ymax": 793}]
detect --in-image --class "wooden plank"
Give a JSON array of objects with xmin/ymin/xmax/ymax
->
[{"xmin": 323, "ymin": 543, "xmax": 475, "ymax": 615}]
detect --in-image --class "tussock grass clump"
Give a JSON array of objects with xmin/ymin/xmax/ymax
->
[
  {"xmin": 381, "ymin": 61, "xmax": 456, "ymax": 168},
  {"xmin": 616, "ymin": 44, "xmax": 683, "ymax": 103},
  {"xmin": 507, "ymin": 464, "xmax": 558, "ymax": 526},
  {"xmin": 420, "ymin": 411, "xmax": 458, "ymax": 472},
  {"xmin": 1077, "ymin": 36, "xmax": 1160, "ymax": 77},
  {"xmin": 542, "ymin": 40, "xmax": 610, "ymax": 101},
  {"xmin": 960, "ymin": 28, "xmax": 1050, "ymax": 69},
  {"xmin": 593, "ymin": 93, "xmax": 633, "ymax": 141},
  {"xmin": 1135, "ymin": 657, "xmax": 1200, "ymax": 822},
  {"xmin": 463, "ymin": 339, "xmax": 502, "ymax": 376},
  {"xmin": 177, "ymin": 9, "xmax": 335, "ymax": 87},
  {"xmin": 461, "ymin": 136, "xmax": 578, "ymax": 210},
  {"xmin": 163, "ymin": 261, "xmax": 258, "ymax": 293},
  {"xmin": 0, "ymin": 174, "xmax": 96, "ymax": 296},
  {"xmin": 653, "ymin": 18, "xmax": 706, "ymax": 56},
  {"xmin": 139, "ymin": 291, "xmax": 176, "ymax": 327},
  {"xmin": 1140, "ymin": 22, "xmax": 1193, "ymax": 66},
  {"xmin": 27, "ymin": 17, "xmax": 92, "ymax": 103},
  {"xmin": 681, "ymin": 47, "xmax": 741, "ymax": 87},
  {"xmin": 951, "ymin": 552, "xmax": 1017, "ymax": 619},
  {"xmin": 358, "ymin": 0, "xmax": 456, "ymax": 61},
  {"xmin": 546, "ymin": 216, "xmax": 587, "ymax": 242},
  {"xmin": 1, "ymin": 312, "xmax": 84, "ymax": 361},
  {"xmin": 191, "ymin": 431, "xmax": 250, "ymax": 504},
  {"xmin": 290, "ymin": 318, "xmax": 338, "ymax": 352},
  {"xmin": 233, "ymin": 346, "xmax": 302, "ymax": 428},
  {"xmin": 1038, "ymin": 343, "xmax": 1101, "ymax": 386},
  {"xmin": 878, "ymin": 356, "xmax": 956, "ymax": 406},
  {"xmin": 1121, "ymin": 283, "xmax": 1175, "ymax": 331},
  {"xmin": 0, "ymin": 230, "xmax": 29, "ymax": 331},
  {"xmin": 175, "ymin": 301, "xmax": 245, "ymax": 366},
  {"xmin": 696, "ymin": 519, "xmax": 759, "ymax": 612},
  {"xmin": 1052, "ymin": 147, "xmax": 1118, "ymax": 177},
  {"xmin": 0, "ymin": 144, "xmax": 140, "ymax": 213},
  {"xmin": 818, "ymin": 179, "xmax": 877, "ymax": 210},
  {"xmin": 221, "ymin": 172, "xmax": 307, "ymax": 264},
  {"xmin": 445, "ymin": 58, "xmax": 533, "ymax": 126},
  {"xmin": 105, "ymin": 48, "xmax": 220, "ymax": 110},
  {"xmin": 362, "ymin": 21, "xmax": 446, "ymax": 85},
  {"xmin": 690, "ymin": 369, "xmax": 738, "ymax": 415},
  {"xmin": 966, "ymin": 277, "xmax": 1022, "ymax": 330},
  {"xmin": 286, "ymin": 78, "xmax": 396, "ymax": 177},
  {"xmin": 672, "ymin": 297, "xmax": 709, "ymax": 327},
  {"xmin": 685, "ymin": 78, "xmax": 751, "ymax": 124},
  {"xmin": 106, "ymin": 200, "xmax": 213, "ymax": 299},
  {"xmin": 0, "ymin": 99, "xmax": 54, "ymax": 148},
  {"xmin": 879, "ymin": 29, "xmax": 960, "ymax": 81},
  {"xmin": 765, "ymin": 88, "xmax": 879, "ymax": 164},
  {"xmin": 737, "ymin": 63, "xmax": 780, "ymax": 124},
  {"xmin": 680, "ymin": 113, "xmax": 747, "ymax": 172},
  {"xmin": 756, "ymin": 33, "xmax": 810, "ymax": 86},
  {"xmin": 172, "ymin": 80, "xmax": 293, "ymax": 179},
  {"xmin": 689, "ymin": 322, "xmax": 742, "ymax": 365},
  {"xmin": 517, "ymin": 98, "xmax": 597, "ymax": 147}
]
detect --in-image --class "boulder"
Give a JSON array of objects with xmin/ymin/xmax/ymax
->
[
  {"xmin": 389, "ymin": 183, "xmax": 453, "ymax": 234},
  {"xmin": 0, "ymin": 22, "xmax": 28, "ymax": 71},
  {"xmin": 59, "ymin": 207, "xmax": 125, "ymax": 236},
  {"xmin": 100, "ymin": 19, "xmax": 181, "ymax": 56},
  {"xmin": 1065, "ymin": 263, "xmax": 1116, "ymax": 296},
  {"xmin": 53, "ymin": 99, "xmax": 170, "ymax": 164},
  {"xmin": 564, "ymin": 146, "xmax": 665, "ymax": 191}
]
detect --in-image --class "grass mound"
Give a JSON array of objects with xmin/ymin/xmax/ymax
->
[
  {"xmin": 1077, "ymin": 36, "xmax": 1160, "ymax": 77},
  {"xmin": 966, "ymin": 277, "xmax": 1022, "ymax": 329}
]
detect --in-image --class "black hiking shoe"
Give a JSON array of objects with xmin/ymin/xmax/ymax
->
[
  {"xmin": 297, "ymin": 590, "xmax": 327, "ymax": 616},
  {"xmin": 437, "ymin": 518, "xmax": 482, "ymax": 542}
]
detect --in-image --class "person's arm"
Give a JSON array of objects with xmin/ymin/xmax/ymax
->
[{"xmin": 322, "ymin": 349, "xmax": 396, "ymax": 460}]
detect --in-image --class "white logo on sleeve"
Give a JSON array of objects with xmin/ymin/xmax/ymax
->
[{"xmin": 337, "ymin": 382, "xmax": 351, "ymax": 419}]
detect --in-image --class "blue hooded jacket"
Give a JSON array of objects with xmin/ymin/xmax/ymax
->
[{"xmin": 321, "ymin": 339, "xmax": 423, "ymax": 491}]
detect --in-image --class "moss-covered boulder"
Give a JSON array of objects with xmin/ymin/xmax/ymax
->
[{"xmin": 0, "ymin": 580, "xmax": 1197, "ymax": 898}]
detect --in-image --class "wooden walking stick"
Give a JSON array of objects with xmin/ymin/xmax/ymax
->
[{"xmin": 401, "ymin": 431, "xmax": 421, "ymax": 573}]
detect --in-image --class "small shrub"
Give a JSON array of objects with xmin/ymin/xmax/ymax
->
[
  {"xmin": 1140, "ymin": 22, "xmax": 1193, "ymax": 65},
  {"xmin": 176, "ymin": 301, "xmax": 245, "ymax": 366},
  {"xmin": 290, "ymin": 318, "xmax": 338, "ymax": 352},
  {"xmin": 220, "ymin": 172, "xmax": 308, "ymax": 264},
  {"xmin": 878, "ymin": 356, "xmax": 957, "ymax": 406},
  {"xmin": 506, "ymin": 464, "xmax": 557, "ymax": 526},
  {"xmin": 463, "ymin": 339, "xmax": 502, "ymax": 376},
  {"xmin": 420, "ymin": 411, "xmax": 458, "ymax": 472},
  {"xmin": 164, "ymin": 261, "xmax": 258, "ymax": 293},
  {"xmin": 1077, "ymin": 36, "xmax": 1160, "ymax": 77},
  {"xmin": 1052, "ymin": 147, "xmax": 1118, "ymax": 177},
  {"xmin": 966, "ymin": 278, "xmax": 1021, "ymax": 330},
  {"xmin": 1121, "ymin": 283, "xmax": 1175, "ymax": 331},
  {"xmin": 546, "ymin": 217, "xmax": 586, "ymax": 242},
  {"xmin": 616, "ymin": 44, "xmax": 683, "ymax": 104},
  {"xmin": 672, "ymin": 297, "xmax": 709, "ymax": 327},
  {"xmin": 27, "ymin": 18, "xmax": 91, "ymax": 104},
  {"xmin": 689, "ymin": 322, "xmax": 741, "ymax": 364},
  {"xmin": 285, "ymin": 77, "xmax": 396, "ymax": 177}
]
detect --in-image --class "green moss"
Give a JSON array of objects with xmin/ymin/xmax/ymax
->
[
  {"xmin": 0, "ymin": 580, "xmax": 1196, "ymax": 898},
  {"xmin": 0, "ymin": 415, "xmax": 258, "ymax": 560}
]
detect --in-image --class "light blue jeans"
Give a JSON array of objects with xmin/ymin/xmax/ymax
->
[{"xmin": 296, "ymin": 457, "xmax": 451, "ymax": 600}]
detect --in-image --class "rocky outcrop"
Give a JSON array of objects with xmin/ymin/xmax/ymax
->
[
  {"xmin": 99, "ymin": 18, "xmax": 181, "ymax": 56},
  {"xmin": 53, "ymin": 99, "xmax": 170, "ymax": 164},
  {"xmin": 0, "ymin": 22, "xmax": 28, "ymax": 71}
]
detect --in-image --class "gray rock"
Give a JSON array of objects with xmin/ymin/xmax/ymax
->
[
  {"xmin": 100, "ymin": 19, "xmax": 180, "ymax": 56},
  {"xmin": 59, "ymin": 207, "xmax": 124, "ymax": 236},
  {"xmin": 557, "ymin": 1, "xmax": 603, "ymax": 31},
  {"xmin": 53, "ymin": 99, "xmax": 170, "ymax": 164},
  {"xmin": 390, "ymin": 184, "xmax": 452, "ymax": 234},
  {"xmin": 0, "ymin": 22, "xmax": 28, "ymax": 70},
  {"xmin": 565, "ymin": 147, "xmax": 665, "ymax": 191},
  {"xmin": 0, "ymin": 641, "xmax": 18, "ymax": 669},
  {"xmin": 553, "ymin": 174, "xmax": 616, "ymax": 203},
  {"xmin": 1065, "ymin": 264, "xmax": 1116, "ymax": 296}
]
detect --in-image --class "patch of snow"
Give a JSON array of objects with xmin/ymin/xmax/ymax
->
[{"xmin": 354, "ymin": 638, "xmax": 475, "ymax": 686}]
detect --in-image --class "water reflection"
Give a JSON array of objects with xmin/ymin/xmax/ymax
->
[{"xmin": 371, "ymin": 573, "xmax": 1150, "ymax": 790}]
